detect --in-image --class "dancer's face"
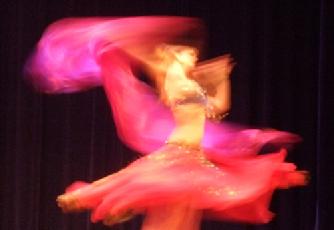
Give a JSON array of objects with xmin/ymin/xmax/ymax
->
[{"xmin": 175, "ymin": 48, "xmax": 198, "ymax": 68}]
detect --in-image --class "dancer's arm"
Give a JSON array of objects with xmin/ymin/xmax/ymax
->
[
  {"xmin": 206, "ymin": 77, "xmax": 231, "ymax": 117},
  {"xmin": 194, "ymin": 55, "xmax": 234, "ymax": 119}
]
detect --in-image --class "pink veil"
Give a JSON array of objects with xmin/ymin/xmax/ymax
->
[{"xmin": 25, "ymin": 17, "xmax": 301, "ymax": 160}]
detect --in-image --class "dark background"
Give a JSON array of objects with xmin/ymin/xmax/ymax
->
[{"xmin": 1, "ymin": 0, "xmax": 333, "ymax": 229}]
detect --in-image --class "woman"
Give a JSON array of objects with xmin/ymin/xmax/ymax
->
[{"xmin": 26, "ymin": 17, "xmax": 307, "ymax": 230}]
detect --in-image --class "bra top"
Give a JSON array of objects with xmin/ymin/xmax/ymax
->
[
  {"xmin": 165, "ymin": 77, "xmax": 207, "ymax": 107},
  {"xmin": 164, "ymin": 62, "xmax": 207, "ymax": 107}
]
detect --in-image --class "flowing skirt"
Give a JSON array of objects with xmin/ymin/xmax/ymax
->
[{"xmin": 57, "ymin": 144, "xmax": 307, "ymax": 226}]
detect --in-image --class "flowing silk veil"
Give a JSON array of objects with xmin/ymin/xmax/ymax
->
[{"xmin": 25, "ymin": 16, "xmax": 301, "ymax": 160}]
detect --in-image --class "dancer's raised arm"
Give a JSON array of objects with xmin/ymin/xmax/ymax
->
[{"xmin": 192, "ymin": 55, "xmax": 234, "ymax": 120}]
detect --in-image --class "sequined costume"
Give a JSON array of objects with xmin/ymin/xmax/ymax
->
[{"xmin": 25, "ymin": 17, "xmax": 308, "ymax": 227}]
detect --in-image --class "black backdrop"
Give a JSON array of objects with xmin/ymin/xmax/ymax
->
[{"xmin": 1, "ymin": 0, "xmax": 333, "ymax": 230}]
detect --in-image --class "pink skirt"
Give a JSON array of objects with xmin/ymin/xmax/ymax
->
[{"xmin": 57, "ymin": 144, "xmax": 307, "ymax": 225}]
